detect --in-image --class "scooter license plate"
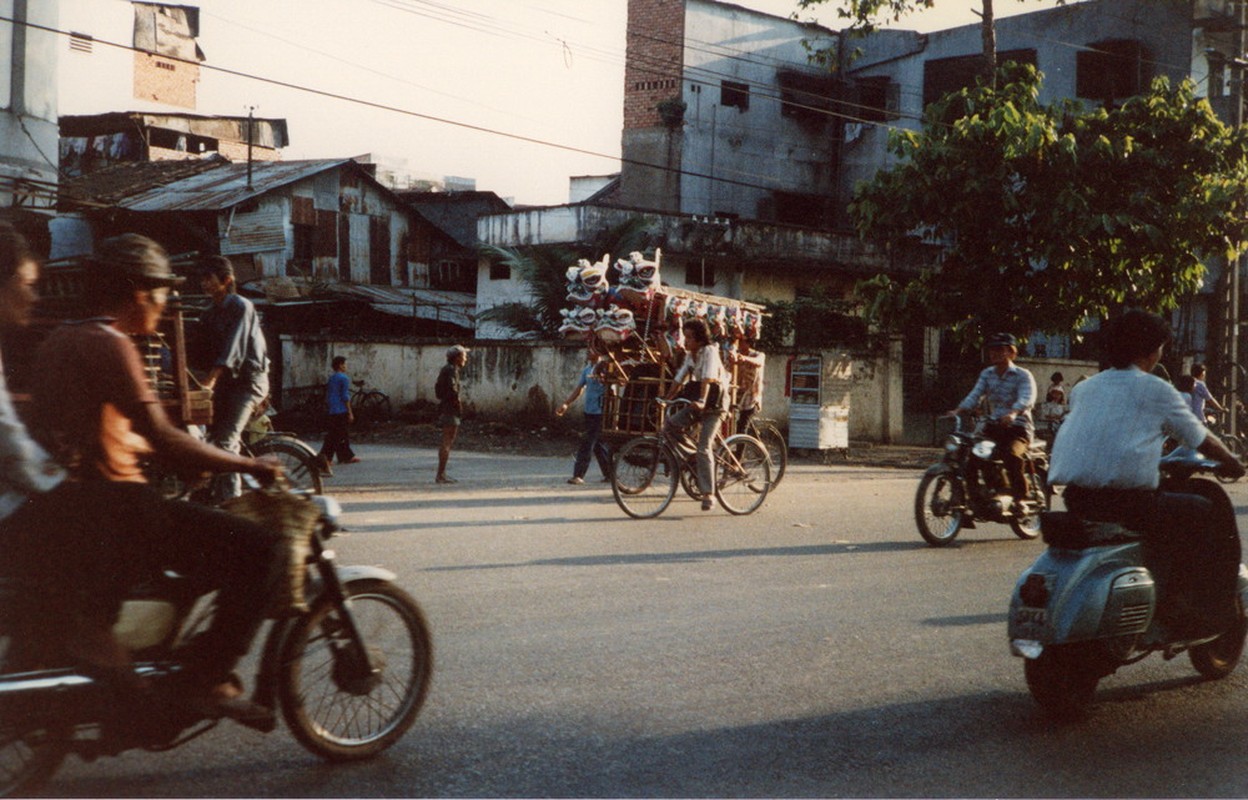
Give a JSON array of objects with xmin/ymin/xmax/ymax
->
[{"xmin": 1014, "ymin": 607, "xmax": 1047, "ymax": 628}]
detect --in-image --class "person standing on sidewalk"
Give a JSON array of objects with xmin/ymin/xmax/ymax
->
[
  {"xmin": 435, "ymin": 344, "xmax": 469, "ymax": 484},
  {"xmin": 556, "ymin": 347, "xmax": 612, "ymax": 484},
  {"xmin": 317, "ymin": 355, "xmax": 359, "ymax": 473},
  {"xmin": 198, "ymin": 255, "xmax": 270, "ymax": 500}
]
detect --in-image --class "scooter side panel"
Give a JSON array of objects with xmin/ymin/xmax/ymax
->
[{"xmin": 1010, "ymin": 543, "xmax": 1150, "ymax": 645}]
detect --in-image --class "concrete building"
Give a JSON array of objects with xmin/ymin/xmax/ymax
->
[{"xmin": 1, "ymin": 0, "xmax": 61, "ymax": 240}]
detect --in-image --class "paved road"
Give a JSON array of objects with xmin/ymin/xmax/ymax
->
[{"xmin": 45, "ymin": 443, "xmax": 1248, "ymax": 797}]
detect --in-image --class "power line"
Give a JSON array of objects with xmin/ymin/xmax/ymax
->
[{"xmin": 11, "ymin": 14, "xmax": 817, "ymax": 198}]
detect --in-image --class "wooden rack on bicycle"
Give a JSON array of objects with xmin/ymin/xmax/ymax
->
[{"xmin": 564, "ymin": 280, "xmax": 766, "ymax": 445}]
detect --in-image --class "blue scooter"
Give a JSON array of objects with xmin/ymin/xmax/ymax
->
[{"xmin": 1008, "ymin": 450, "xmax": 1248, "ymax": 719}]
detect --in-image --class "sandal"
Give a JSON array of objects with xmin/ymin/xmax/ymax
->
[{"xmin": 184, "ymin": 672, "xmax": 275, "ymax": 731}]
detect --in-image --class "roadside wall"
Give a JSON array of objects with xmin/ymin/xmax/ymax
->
[{"xmin": 280, "ymin": 337, "xmax": 904, "ymax": 443}]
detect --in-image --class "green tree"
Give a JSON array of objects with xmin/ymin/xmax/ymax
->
[
  {"xmin": 850, "ymin": 66, "xmax": 1248, "ymax": 343},
  {"xmin": 796, "ymin": 0, "xmax": 1065, "ymax": 79},
  {"xmin": 478, "ymin": 218, "xmax": 653, "ymax": 337}
]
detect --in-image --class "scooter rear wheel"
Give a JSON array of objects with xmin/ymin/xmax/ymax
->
[
  {"xmin": 1190, "ymin": 599, "xmax": 1248, "ymax": 679},
  {"xmin": 915, "ymin": 470, "xmax": 964, "ymax": 547},
  {"xmin": 1023, "ymin": 644, "xmax": 1101, "ymax": 720}
]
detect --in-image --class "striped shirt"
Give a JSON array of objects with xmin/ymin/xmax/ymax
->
[{"xmin": 957, "ymin": 363, "xmax": 1036, "ymax": 435}]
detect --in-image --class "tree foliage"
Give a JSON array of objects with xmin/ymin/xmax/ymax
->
[{"xmin": 850, "ymin": 65, "xmax": 1248, "ymax": 343}]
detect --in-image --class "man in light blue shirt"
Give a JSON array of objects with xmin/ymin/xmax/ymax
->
[
  {"xmin": 556, "ymin": 348, "xmax": 612, "ymax": 484},
  {"xmin": 949, "ymin": 332, "xmax": 1036, "ymax": 511}
]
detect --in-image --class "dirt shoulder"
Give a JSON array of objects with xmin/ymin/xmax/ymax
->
[{"xmin": 339, "ymin": 420, "xmax": 940, "ymax": 470}]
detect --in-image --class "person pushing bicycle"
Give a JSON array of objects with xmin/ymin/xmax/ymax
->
[{"xmin": 663, "ymin": 318, "xmax": 729, "ymax": 512}]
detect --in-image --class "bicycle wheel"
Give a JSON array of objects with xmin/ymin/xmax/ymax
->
[
  {"xmin": 611, "ymin": 436, "xmax": 678, "ymax": 519},
  {"xmin": 747, "ymin": 421, "xmax": 787, "ymax": 487},
  {"xmin": 250, "ymin": 436, "xmax": 324, "ymax": 494},
  {"xmin": 279, "ymin": 579, "xmax": 432, "ymax": 761},
  {"xmin": 715, "ymin": 434, "xmax": 771, "ymax": 515},
  {"xmin": 355, "ymin": 392, "xmax": 392, "ymax": 427}
]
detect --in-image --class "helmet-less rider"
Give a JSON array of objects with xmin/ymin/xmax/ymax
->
[
  {"xmin": 1048, "ymin": 309, "xmax": 1245, "ymax": 637},
  {"xmin": 947, "ymin": 332, "xmax": 1037, "ymax": 514}
]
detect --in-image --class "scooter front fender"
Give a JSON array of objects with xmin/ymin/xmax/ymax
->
[{"xmin": 1010, "ymin": 543, "xmax": 1153, "ymax": 650}]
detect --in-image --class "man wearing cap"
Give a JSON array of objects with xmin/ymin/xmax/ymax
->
[
  {"xmin": 435, "ymin": 344, "xmax": 469, "ymax": 483},
  {"xmin": 26, "ymin": 233, "xmax": 285, "ymax": 724},
  {"xmin": 947, "ymin": 332, "xmax": 1037, "ymax": 513}
]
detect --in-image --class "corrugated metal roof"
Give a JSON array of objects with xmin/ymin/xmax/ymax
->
[
  {"xmin": 326, "ymin": 284, "xmax": 474, "ymax": 329},
  {"xmin": 119, "ymin": 159, "xmax": 354, "ymax": 212}
]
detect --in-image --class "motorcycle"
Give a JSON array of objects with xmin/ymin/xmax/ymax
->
[
  {"xmin": 1008, "ymin": 450, "xmax": 1248, "ymax": 720},
  {"xmin": 0, "ymin": 486, "xmax": 433, "ymax": 797},
  {"xmin": 914, "ymin": 413, "xmax": 1051, "ymax": 546}
]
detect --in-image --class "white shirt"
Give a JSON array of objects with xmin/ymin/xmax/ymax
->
[
  {"xmin": 675, "ymin": 345, "xmax": 729, "ymax": 411},
  {"xmin": 1048, "ymin": 366, "xmax": 1207, "ymax": 490},
  {"xmin": 0, "ymin": 357, "xmax": 65, "ymax": 520}
]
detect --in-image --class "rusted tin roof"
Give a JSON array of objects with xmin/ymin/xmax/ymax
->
[{"xmin": 120, "ymin": 159, "xmax": 356, "ymax": 212}]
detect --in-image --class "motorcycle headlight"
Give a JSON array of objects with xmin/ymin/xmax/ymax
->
[
  {"xmin": 312, "ymin": 494, "xmax": 343, "ymax": 534},
  {"xmin": 972, "ymin": 439, "xmax": 996, "ymax": 460}
]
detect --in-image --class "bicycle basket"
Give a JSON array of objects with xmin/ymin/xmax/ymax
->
[{"xmin": 221, "ymin": 486, "xmax": 320, "ymax": 617}]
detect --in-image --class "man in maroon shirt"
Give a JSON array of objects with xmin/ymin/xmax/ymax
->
[{"xmin": 25, "ymin": 234, "xmax": 284, "ymax": 724}]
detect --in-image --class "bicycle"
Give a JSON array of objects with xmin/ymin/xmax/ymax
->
[
  {"xmin": 351, "ymin": 379, "xmax": 392, "ymax": 427},
  {"xmin": 742, "ymin": 417, "xmax": 787, "ymax": 487},
  {"xmin": 242, "ymin": 399, "xmax": 325, "ymax": 494},
  {"xmin": 611, "ymin": 398, "xmax": 771, "ymax": 518}
]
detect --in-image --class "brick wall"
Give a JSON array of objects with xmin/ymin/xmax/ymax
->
[
  {"xmin": 133, "ymin": 52, "xmax": 198, "ymax": 109},
  {"xmin": 624, "ymin": 0, "xmax": 685, "ymax": 129}
]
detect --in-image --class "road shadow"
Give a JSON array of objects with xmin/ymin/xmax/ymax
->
[{"xmin": 48, "ymin": 677, "xmax": 1248, "ymax": 798}]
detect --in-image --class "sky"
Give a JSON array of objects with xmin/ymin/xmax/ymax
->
[{"xmin": 57, "ymin": 0, "xmax": 1069, "ymax": 206}]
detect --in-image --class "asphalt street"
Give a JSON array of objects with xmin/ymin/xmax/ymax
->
[{"xmin": 42, "ymin": 442, "xmax": 1248, "ymax": 798}]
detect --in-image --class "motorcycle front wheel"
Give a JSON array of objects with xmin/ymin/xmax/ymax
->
[
  {"xmin": 1190, "ymin": 598, "xmax": 1248, "ymax": 679},
  {"xmin": 278, "ymin": 579, "xmax": 432, "ymax": 761},
  {"xmin": 1008, "ymin": 468, "xmax": 1049, "ymax": 540},
  {"xmin": 915, "ymin": 470, "xmax": 964, "ymax": 546}
]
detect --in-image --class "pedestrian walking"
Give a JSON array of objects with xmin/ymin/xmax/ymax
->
[
  {"xmin": 317, "ymin": 355, "xmax": 359, "ymax": 473},
  {"xmin": 435, "ymin": 344, "xmax": 469, "ymax": 484},
  {"xmin": 556, "ymin": 348, "xmax": 613, "ymax": 484}
]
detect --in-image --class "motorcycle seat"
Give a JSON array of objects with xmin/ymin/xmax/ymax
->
[{"xmin": 1040, "ymin": 511, "xmax": 1142, "ymax": 549}]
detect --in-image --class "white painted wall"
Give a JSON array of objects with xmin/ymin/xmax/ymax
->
[{"xmin": 280, "ymin": 336, "xmax": 904, "ymax": 443}]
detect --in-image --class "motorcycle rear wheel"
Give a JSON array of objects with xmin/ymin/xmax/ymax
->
[
  {"xmin": 0, "ymin": 640, "xmax": 70, "ymax": 797},
  {"xmin": 915, "ymin": 470, "xmax": 964, "ymax": 547},
  {"xmin": 1023, "ymin": 644, "xmax": 1102, "ymax": 720},
  {"xmin": 278, "ymin": 579, "xmax": 432, "ymax": 761},
  {"xmin": 1190, "ymin": 599, "xmax": 1248, "ymax": 679}
]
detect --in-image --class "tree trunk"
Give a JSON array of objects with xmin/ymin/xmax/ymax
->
[{"xmin": 981, "ymin": 0, "xmax": 997, "ymax": 84}]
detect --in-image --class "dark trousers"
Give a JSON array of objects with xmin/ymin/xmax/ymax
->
[
  {"xmin": 1064, "ymin": 484, "xmax": 1241, "ymax": 629},
  {"xmin": 2, "ymin": 481, "xmax": 284, "ymax": 682},
  {"xmin": 573, "ymin": 413, "xmax": 612, "ymax": 480},
  {"xmin": 976, "ymin": 421, "xmax": 1030, "ymax": 499},
  {"xmin": 319, "ymin": 412, "xmax": 355, "ymax": 463}
]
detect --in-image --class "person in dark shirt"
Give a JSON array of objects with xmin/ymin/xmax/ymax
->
[{"xmin": 435, "ymin": 344, "xmax": 469, "ymax": 484}]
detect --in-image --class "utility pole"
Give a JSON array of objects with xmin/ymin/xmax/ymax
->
[
  {"xmin": 246, "ymin": 105, "xmax": 255, "ymax": 189},
  {"xmin": 1232, "ymin": 1, "xmax": 1245, "ymax": 437}
]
